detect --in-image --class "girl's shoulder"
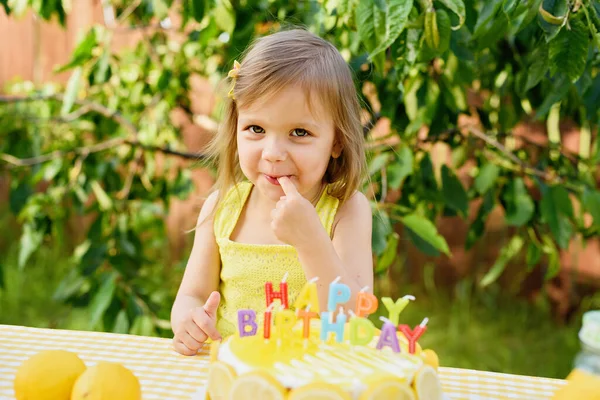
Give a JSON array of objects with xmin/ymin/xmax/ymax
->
[{"xmin": 331, "ymin": 190, "xmax": 371, "ymax": 235}]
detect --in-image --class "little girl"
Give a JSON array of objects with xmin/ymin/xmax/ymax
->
[{"xmin": 170, "ymin": 28, "xmax": 373, "ymax": 356}]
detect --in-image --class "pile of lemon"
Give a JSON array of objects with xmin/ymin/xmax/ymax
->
[
  {"xmin": 206, "ymin": 343, "xmax": 442, "ymax": 400},
  {"xmin": 13, "ymin": 350, "xmax": 141, "ymax": 400}
]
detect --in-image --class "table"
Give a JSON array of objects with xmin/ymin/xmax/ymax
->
[{"xmin": 0, "ymin": 324, "xmax": 566, "ymax": 400}]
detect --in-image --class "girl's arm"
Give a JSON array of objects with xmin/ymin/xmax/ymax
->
[
  {"xmin": 296, "ymin": 191, "xmax": 373, "ymax": 312},
  {"xmin": 170, "ymin": 190, "xmax": 221, "ymax": 335}
]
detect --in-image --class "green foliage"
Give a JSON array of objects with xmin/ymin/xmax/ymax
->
[{"xmin": 0, "ymin": 0, "xmax": 599, "ymax": 335}]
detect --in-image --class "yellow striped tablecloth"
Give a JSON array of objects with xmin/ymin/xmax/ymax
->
[{"xmin": 0, "ymin": 324, "xmax": 566, "ymax": 400}]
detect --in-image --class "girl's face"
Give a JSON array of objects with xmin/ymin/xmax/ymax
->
[{"xmin": 236, "ymin": 84, "xmax": 340, "ymax": 205}]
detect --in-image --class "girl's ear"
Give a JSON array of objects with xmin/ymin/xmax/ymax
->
[{"xmin": 331, "ymin": 140, "xmax": 342, "ymax": 159}]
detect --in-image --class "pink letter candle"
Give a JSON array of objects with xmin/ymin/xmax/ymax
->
[
  {"xmin": 327, "ymin": 276, "xmax": 351, "ymax": 312},
  {"xmin": 237, "ymin": 310, "xmax": 257, "ymax": 337},
  {"xmin": 355, "ymin": 287, "xmax": 378, "ymax": 318},
  {"xmin": 381, "ymin": 295, "xmax": 415, "ymax": 325},
  {"xmin": 376, "ymin": 317, "xmax": 401, "ymax": 353},
  {"xmin": 398, "ymin": 317, "xmax": 428, "ymax": 354},
  {"xmin": 265, "ymin": 273, "xmax": 289, "ymax": 309}
]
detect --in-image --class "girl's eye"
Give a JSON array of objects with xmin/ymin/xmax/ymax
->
[
  {"xmin": 249, "ymin": 125, "xmax": 265, "ymax": 134},
  {"xmin": 291, "ymin": 128, "xmax": 309, "ymax": 137}
]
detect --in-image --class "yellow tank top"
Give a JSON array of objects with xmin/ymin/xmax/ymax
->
[{"xmin": 213, "ymin": 181, "xmax": 339, "ymax": 338}]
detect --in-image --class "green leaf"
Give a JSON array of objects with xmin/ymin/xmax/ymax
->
[
  {"xmin": 540, "ymin": 186, "xmax": 574, "ymax": 248},
  {"xmin": 18, "ymin": 223, "xmax": 44, "ymax": 270},
  {"xmin": 583, "ymin": 189, "xmax": 600, "ymax": 228},
  {"xmin": 441, "ymin": 165, "xmax": 468, "ymax": 217},
  {"xmin": 480, "ymin": 235, "xmax": 524, "ymax": 287},
  {"xmin": 542, "ymin": 234, "xmax": 561, "ymax": 278},
  {"xmin": 60, "ymin": 67, "xmax": 82, "ymax": 116},
  {"xmin": 375, "ymin": 232, "xmax": 400, "ymax": 274},
  {"xmin": 130, "ymin": 315, "xmax": 155, "ymax": 336},
  {"xmin": 549, "ymin": 15, "xmax": 589, "ymax": 83},
  {"xmin": 113, "ymin": 309, "xmax": 130, "ymax": 334},
  {"xmin": 88, "ymin": 272, "xmax": 117, "ymax": 329},
  {"xmin": 7, "ymin": 0, "xmax": 27, "ymax": 16},
  {"xmin": 502, "ymin": 178, "xmax": 534, "ymax": 226},
  {"xmin": 152, "ymin": 0, "xmax": 170, "ymax": 19},
  {"xmin": 503, "ymin": 0, "xmax": 518, "ymax": 15},
  {"xmin": 402, "ymin": 214, "xmax": 450, "ymax": 255},
  {"xmin": 53, "ymin": 268, "xmax": 87, "ymax": 302},
  {"xmin": 525, "ymin": 43, "xmax": 549, "ymax": 91},
  {"xmin": 536, "ymin": 73, "xmax": 571, "ymax": 118},
  {"xmin": 539, "ymin": 2, "xmax": 566, "ymax": 25},
  {"xmin": 368, "ymin": 153, "xmax": 391, "ymax": 176},
  {"xmin": 56, "ymin": 29, "xmax": 97, "ymax": 72},
  {"xmin": 526, "ymin": 241, "xmax": 542, "ymax": 270},
  {"xmin": 436, "ymin": 0, "xmax": 465, "ymax": 29},
  {"xmin": 9, "ymin": 181, "xmax": 33, "ymax": 215},
  {"xmin": 213, "ymin": 0, "xmax": 235, "ymax": 34},
  {"xmin": 387, "ymin": 146, "xmax": 414, "ymax": 189},
  {"xmin": 91, "ymin": 181, "xmax": 113, "ymax": 211},
  {"xmin": 474, "ymin": 163, "xmax": 499, "ymax": 195},
  {"xmin": 79, "ymin": 243, "xmax": 107, "ymax": 276},
  {"xmin": 356, "ymin": 0, "xmax": 386, "ymax": 54},
  {"xmin": 1, "ymin": 0, "xmax": 10, "ymax": 14},
  {"xmin": 190, "ymin": 0, "xmax": 206, "ymax": 21},
  {"xmin": 372, "ymin": 208, "xmax": 393, "ymax": 255},
  {"xmin": 538, "ymin": 0, "xmax": 568, "ymax": 40},
  {"xmin": 369, "ymin": 0, "xmax": 414, "ymax": 57},
  {"xmin": 466, "ymin": 190, "xmax": 495, "ymax": 250}
]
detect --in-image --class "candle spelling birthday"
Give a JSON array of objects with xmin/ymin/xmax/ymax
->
[{"xmin": 235, "ymin": 275, "xmax": 429, "ymax": 354}]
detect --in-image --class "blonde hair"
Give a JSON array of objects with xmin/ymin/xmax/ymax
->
[{"xmin": 205, "ymin": 28, "xmax": 366, "ymax": 207}]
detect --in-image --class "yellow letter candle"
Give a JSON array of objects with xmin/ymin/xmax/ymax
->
[
  {"xmin": 294, "ymin": 277, "xmax": 320, "ymax": 313},
  {"xmin": 349, "ymin": 315, "xmax": 376, "ymax": 346}
]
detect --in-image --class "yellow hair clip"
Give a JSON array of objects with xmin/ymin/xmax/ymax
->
[{"xmin": 227, "ymin": 60, "xmax": 241, "ymax": 100}]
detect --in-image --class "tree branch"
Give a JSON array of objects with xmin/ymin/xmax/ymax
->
[
  {"xmin": 0, "ymin": 94, "xmax": 138, "ymax": 137},
  {"xmin": 0, "ymin": 138, "xmax": 205, "ymax": 168}
]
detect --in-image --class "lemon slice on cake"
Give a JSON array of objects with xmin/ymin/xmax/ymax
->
[
  {"xmin": 288, "ymin": 382, "xmax": 351, "ymax": 400},
  {"xmin": 412, "ymin": 365, "xmax": 443, "ymax": 400},
  {"xmin": 359, "ymin": 376, "xmax": 415, "ymax": 400},
  {"xmin": 420, "ymin": 349, "xmax": 439, "ymax": 371},
  {"xmin": 229, "ymin": 370, "xmax": 287, "ymax": 400},
  {"xmin": 206, "ymin": 361, "xmax": 236, "ymax": 400}
]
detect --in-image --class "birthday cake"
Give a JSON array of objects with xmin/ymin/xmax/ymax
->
[{"xmin": 204, "ymin": 278, "xmax": 444, "ymax": 400}]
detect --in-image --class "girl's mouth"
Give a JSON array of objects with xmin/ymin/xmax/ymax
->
[{"xmin": 264, "ymin": 174, "xmax": 292, "ymax": 186}]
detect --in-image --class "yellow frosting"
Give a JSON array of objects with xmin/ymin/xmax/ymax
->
[{"xmin": 223, "ymin": 321, "xmax": 424, "ymax": 389}]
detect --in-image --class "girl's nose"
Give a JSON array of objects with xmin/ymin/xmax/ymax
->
[{"xmin": 262, "ymin": 136, "xmax": 287, "ymax": 162}]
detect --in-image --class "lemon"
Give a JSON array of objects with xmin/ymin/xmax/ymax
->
[
  {"xmin": 552, "ymin": 368, "xmax": 600, "ymax": 400},
  {"xmin": 412, "ymin": 365, "xmax": 442, "ymax": 400},
  {"xmin": 71, "ymin": 362, "xmax": 141, "ymax": 400},
  {"xmin": 14, "ymin": 349, "xmax": 86, "ymax": 400},
  {"xmin": 288, "ymin": 382, "xmax": 351, "ymax": 400},
  {"xmin": 359, "ymin": 376, "xmax": 415, "ymax": 400},
  {"xmin": 205, "ymin": 361, "xmax": 236, "ymax": 400},
  {"xmin": 229, "ymin": 370, "xmax": 287, "ymax": 400},
  {"xmin": 420, "ymin": 349, "xmax": 439, "ymax": 371}
]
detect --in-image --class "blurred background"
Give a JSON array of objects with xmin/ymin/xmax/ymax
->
[{"xmin": 1, "ymin": 0, "xmax": 599, "ymax": 380}]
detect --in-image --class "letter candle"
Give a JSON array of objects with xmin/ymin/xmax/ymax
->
[
  {"xmin": 398, "ymin": 317, "xmax": 428, "ymax": 354},
  {"xmin": 381, "ymin": 295, "xmax": 415, "ymax": 325},
  {"xmin": 355, "ymin": 286, "xmax": 378, "ymax": 317},
  {"xmin": 376, "ymin": 316, "xmax": 401, "ymax": 353},
  {"xmin": 265, "ymin": 272, "xmax": 289, "ymax": 309},
  {"xmin": 263, "ymin": 302, "xmax": 275, "ymax": 339}
]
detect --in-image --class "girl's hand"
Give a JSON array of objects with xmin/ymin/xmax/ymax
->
[
  {"xmin": 271, "ymin": 176, "xmax": 324, "ymax": 249},
  {"xmin": 172, "ymin": 291, "xmax": 222, "ymax": 356}
]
